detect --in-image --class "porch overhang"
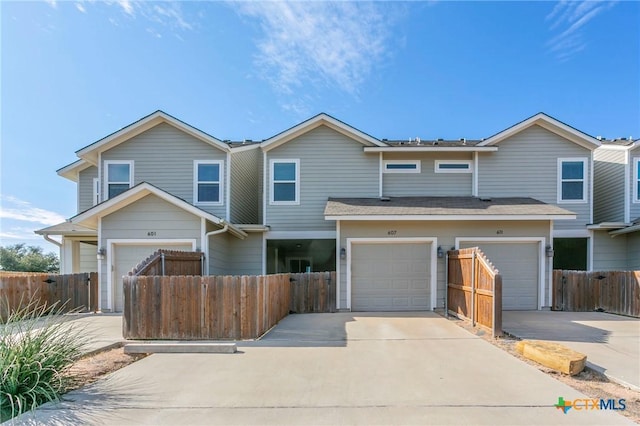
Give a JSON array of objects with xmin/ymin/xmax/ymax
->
[{"xmin": 324, "ymin": 196, "xmax": 577, "ymax": 221}]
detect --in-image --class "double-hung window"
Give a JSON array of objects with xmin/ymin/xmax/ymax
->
[
  {"xmin": 634, "ymin": 158, "xmax": 640, "ymax": 203},
  {"xmin": 105, "ymin": 161, "xmax": 133, "ymax": 199},
  {"xmin": 194, "ymin": 160, "xmax": 223, "ymax": 205},
  {"xmin": 558, "ymin": 158, "xmax": 587, "ymax": 203},
  {"xmin": 270, "ymin": 159, "xmax": 299, "ymax": 204}
]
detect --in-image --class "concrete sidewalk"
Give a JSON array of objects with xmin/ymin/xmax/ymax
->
[
  {"xmin": 503, "ymin": 311, "xmax": 640, "ymax": 390},
  {"xmin": 12, "ymin": 312, "xmax": 633, "ymax": 425}
]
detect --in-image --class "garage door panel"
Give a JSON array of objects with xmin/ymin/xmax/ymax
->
[
  {"xmin": 351, "ymin": 242, "xmax": 431, "ymax": 312},
  {"xmin": 460, "ymin": 241, "xmax": 539, "ymax": 310},
  {"xmin": 114, "ymin": 243, "xmax": 192, "ymax": 312}
]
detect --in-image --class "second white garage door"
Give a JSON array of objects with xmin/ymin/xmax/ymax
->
[
  {"xmin": 351, "ymin": 242, "xmax": 431, "ymax": 311},
  {"xmin": 459, "ymin": 241, "xmax": 540, "ymax": 310}
]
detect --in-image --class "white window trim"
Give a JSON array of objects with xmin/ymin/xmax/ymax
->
[
  {"xmin": 435, "ymin": 160, "xmax": 472, "ymax": 173},
  {"xmin": 193, "ymin": 160, "xmax": 224, "ymax": 206},
  {"xmin": 633, "ymin": 157, "xmax": 640, "ymax": 203},
  {"xmin": 93, "ymin": 178, "xmax": 100, "ymax": 206},
  {"xmin": 557, "ymin": 157, "xmax": 588, "ymax": 204},
  {"xmin": 269, "ymin": 159, "xmax": 300, "ymax": 205},
  {"xmin": 104, "ymin": 160, "xmax": 134, "ymax": 200},
  {"xmin": 382, "ymin": 159, "xmax": 421, "ymax": 174}
]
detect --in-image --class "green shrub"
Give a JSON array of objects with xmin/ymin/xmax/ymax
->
[{"xmin": 0, "ymin": 300, "xmax": 87, "ymax": 421}]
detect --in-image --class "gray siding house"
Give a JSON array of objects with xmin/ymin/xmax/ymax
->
[
  {"xmin": 39, "ymin": 110, "xmax": 628, "ymax": 313},
  {"xmin": 592, "ymin": 139, "xmax": 640, "ymax": 270}
]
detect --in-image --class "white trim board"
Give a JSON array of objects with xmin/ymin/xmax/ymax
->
[
  {"xmin": 454, "ymin": 237, "xmax": 546, "ymax": 310},
  {"xmin": 346, "ymin": 237, "xmax": 437, "ymax": 311},
  {"xmin": 265, "ymin": 231, "xmax": 337, "ymax": 240},
  {"xmin": 106, "ymin": 238, "xmax": 196, "ymax": 311},
  {"xmin": 325, "ymin": 214, "xmax": 576, "ymax": 221}
]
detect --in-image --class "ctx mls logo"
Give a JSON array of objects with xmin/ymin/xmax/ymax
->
[{"xmin": 555, "ymin": 396, "xmax": 626, "ymax": 414}]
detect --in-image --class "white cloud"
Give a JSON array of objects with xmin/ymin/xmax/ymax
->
[
  {"xmin": 45, "ymin": 0, "xmax": 57, "ymax": 9},
  {"xmin": 234, "ymin": 2, "xmax": 400, "ymax": 96},
  {"xmin": 117, "ymin": 0, "xmax": 135, "ymax": 16},
  {"xmin": 75, "ymin": 2, "xmax": 86, "ymax": 14},
  {"xmin": 0, "ymin": 195, "xmax": 65, "ymax": 226},
  {"xmin": 545, "ymin": 1, "xmax": 617, "ymax": 60}
]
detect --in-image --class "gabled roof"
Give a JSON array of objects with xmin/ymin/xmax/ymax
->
[
  {"xmin": 70, "ymin": 182, "xmax": 247, "ymax": 239},
  {"xmin": 76, "ymin": 110, "xmax": 230, "ymax": 165},
  {"xmin": 324, "ymin": 196, "xmax": 576, "ymax": 221},
  {"xmin": 35, "ymin": 222, "xmax": 97, "ymax": 236},
  {"xmin": 260, "ymin": 113, "xmax": 388, "ymax": 151},
  {"xmin": 478, "ymin": 113, "xmax": 601, "ymax": 150},
  {"xmin": 56, "ymin": 159, "xmax": 92, "ymax": 182}
]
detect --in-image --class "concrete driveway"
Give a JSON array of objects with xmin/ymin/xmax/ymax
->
[
  {"xmin": 503, "ymin": 311, "xmax": 640, "ymax": 390},
  {"xmin": 15, "ymin": 312, "xmax": 633, "ymax": 425}
]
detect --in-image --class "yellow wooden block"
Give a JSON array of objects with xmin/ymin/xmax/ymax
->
[{"xmin": 514, "ymin": 340, "xmax": 586, "ymax": 376}]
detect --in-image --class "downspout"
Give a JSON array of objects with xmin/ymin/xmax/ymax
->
[
  {"xmin": 444, "ymin": 250, "xmax": 448, "ymax": 317},
  {"xmin": 42, "ymin": 234, "xmax": 62, "ymax": 248},
  {"xmin": 203, "ymin": 223, "xmax": 229, "ymax": 275}
]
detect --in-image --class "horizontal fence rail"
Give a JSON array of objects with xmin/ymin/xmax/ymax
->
[
  {"xmin": 447, "ymin": 248, "xmax": 502, "ymax": 337},
  {"xmin": 0, "ymin": 272, "xmax": 98, "ymax": 320},
  {"xmin": 552, "ymin": 270, "xmax": 640, "ymax": 318},
  {"xmin": 123, "ymin": 271, "xmax": 336, "ymax": 340}
]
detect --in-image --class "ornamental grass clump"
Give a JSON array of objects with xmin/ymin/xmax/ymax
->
[{"xmin": 0, "ymin": 299, "xmax": 87, "ymax": 422}]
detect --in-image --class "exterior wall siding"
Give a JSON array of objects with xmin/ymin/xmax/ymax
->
[
  {"xmin": 477, "ymin": 125, "xmax": 592, "ymax": 230},
  {"xmin": 78, "ymin": 242, "xmax": 97, "ymax": 273},
  {"xmin": 338, "ymin": 220, "xmax": 551, "ymax": 310},
  {"xmin": 99, "ymin": 194, "xmax": 202, "ymax": 307},
  {"xmin": 631, "ymin": 146, "xmax": 640, "ymax": 221},
  {"xmin": 592, "ymin": 230, "xmax": 629, "ymax": 271},
  {"xmin": 208, "ymin": 233, "xmax": 230, "ymax": 275},
  {"xmin": 627, "ymin": 232, "xmax": 640, "ymax": 270},
  {"xmin": 78, "ymin": 166, "xmax": 98, "ymax": 213},
  {"xmin": 100, "ymin": 123, "xmax": 227, "ymax": 219},
  {"xmin": 265, "ymin": 126, "xmax": 378, "ymax": 231},
  {"xmin": 594, "ymin": 148, "xmax": 626, "ymax": 223},
  {"xmin": 382, "ymin": 152, "xmax": 473, "ymax": 197},
  {"xmin": 226, "ymin": 233, "xmax": 263, "ymax": 275},
  {"xmin": 230, "ymin": 148, "xmax": 261, "ymax": 224}
]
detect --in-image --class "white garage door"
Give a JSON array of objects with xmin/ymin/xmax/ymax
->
[
  {"xmin": 113, "ymin": 243, "xmax": 192, "ymax": 312},
  {"xmin": 351, "ymin": 242, "xmax": 431, "ymax": 311},
  {"xmin": 460, "ymin": 241, "xmax": 539, "ymax": 310}
]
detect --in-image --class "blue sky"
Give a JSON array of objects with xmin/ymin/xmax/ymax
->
[{"xmin": 1, "ymin": 0, "xmax": 638, "ymax": 254}]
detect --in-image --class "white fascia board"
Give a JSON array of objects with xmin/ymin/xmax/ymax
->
[
  {"xmin": 364, "ymin": 146, "xmax": 498, "ymax": 152},
  {"xmin": 72, "ymin": 182, "xmax": 227, "ymax": 228},
  {"xmin": 76, "ymin": 111, "xmax": 230, "ymax": 164},
  {"xmin": 586, "ymin": 222, "xmax": 630, "ymax": 230},
  {"xmin": 609, "ymin": 223, "xmax": 640, "ymax": 236},
  {"xmin": 325, "ymin": 214, "xmax": 576, "ymax": 221},
  {"xmin": 479, "ymin": 113, "xmax": 601, "ymax": 150},
  {"xmin": 261, "ymin": 114, "xmax": 386, "ymax": 152},
  {"xmin": 57, "ymin": 159, "xmax": 91, "ymax": 182}
]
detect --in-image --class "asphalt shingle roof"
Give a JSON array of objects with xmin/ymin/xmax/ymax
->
[{"xmin": 324, "ymin": 197, "xmax": 576, "ymax": 217}]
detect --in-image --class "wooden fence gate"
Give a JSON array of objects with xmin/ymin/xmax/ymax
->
[
  {"xmin": 447, "ymin": 248, "xmax": 502, "ymax": 337},
  {"xmin": 552, "ymin": 270, "xmax": 640, "ymax": 317}
]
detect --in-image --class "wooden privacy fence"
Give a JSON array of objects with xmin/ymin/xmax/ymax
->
[
  {"xmin": 0, "ymin": 272, "xmax": 98, "ymax": 320},
  {"xmin": 447, "ymin": 248, "xmax": 502, "ymax": 337},
  {"xmin": 552, "ymin": 270, "xmax": 640, "ymax": 317},
  {"xmin": 130, "ymin": 250, "xmax": 204, "ymax": 276},
  {"xmin": 123, "ymin": 271, "xmax": 336, "ymax": 340}
]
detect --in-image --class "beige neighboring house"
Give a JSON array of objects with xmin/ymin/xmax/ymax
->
[{"xmin": 39, "ymin": 110, "xmax": 620, "ymax": 313}]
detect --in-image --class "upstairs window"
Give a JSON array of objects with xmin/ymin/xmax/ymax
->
[
  {"xmin": 194, "ymin": 160, "xmax": 223, "ymax": 204},
  {"xmin": 435, "ymin": 160, "xmax": 472, "ymax": 173},
  {"xmin": 105, "ymin": 161, "xmax": 133, "ymax": 199},
  {"xmin": 558, "ymin": 158, "xmax": 587, "ymax": 203},
  {"xmin": 270, "ymin": 159, "xmax": 299, "ymax": 204},
  {"xmin": 383, "ymin": 160, "xmax": 420, "ymax": 173},
  {"xmin": 634, "ymin": 158, "xmax": 640, "ymax": 203}
]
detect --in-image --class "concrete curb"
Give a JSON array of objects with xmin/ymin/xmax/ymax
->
[{"xmin": 124, "ymin": 342, "xmax": 237, "ymax": 354}]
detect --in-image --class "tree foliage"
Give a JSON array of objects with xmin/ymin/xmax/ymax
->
[{"xmin": 0, "ymin": 244, "xmax": 59, "ymax": 273}]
